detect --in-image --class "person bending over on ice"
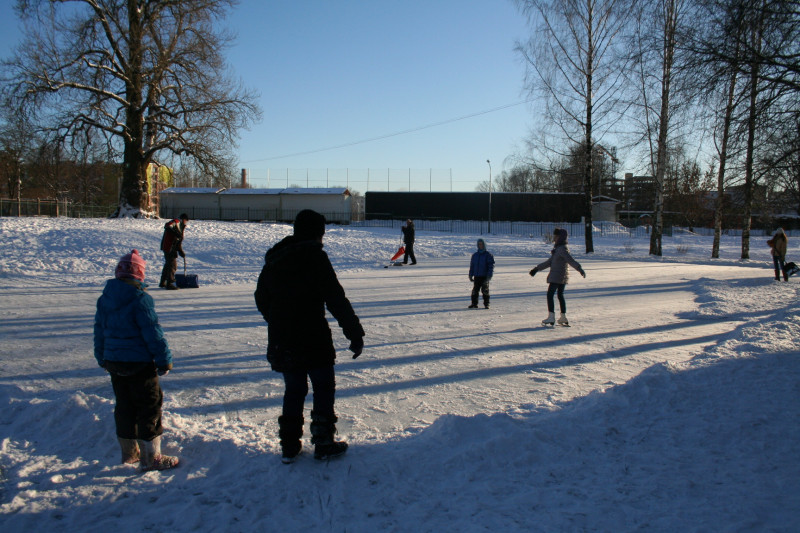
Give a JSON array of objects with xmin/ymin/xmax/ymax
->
[
  {"xmin": 767, "ymin": 227, "xmax": 788, "ymax": 281},
  {"xmin": 529, "ymin": 228, "xmax": 586, "ymax": 326},
  {"xmin": 160, "ymin": 213, "xmax": 189, "ymax": 290},
  {"xmin": 93, "ymin": 249, "xmax": 179, "ymax": 471},
  {"xmin": 468, "ymin": 238, "xmax": 495, "ymax": 309},
  {"xmin": 255, "ymin": 209, "xmax": 365, "ymax": 464}
]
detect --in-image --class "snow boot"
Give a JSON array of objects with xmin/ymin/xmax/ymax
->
[
  {"xmin": 117, "ymin": 437, "xmax": 140, "ymax": 464},
  {"xmin": 484, "ymin": 295, "xmax": 490, "ymax": 309},
  {"xmin": 310, "ymin": 412, "xmax": 348, "ymax": 461},
  {"xmin": 784, "ymin": 270, "xmax": 789, "ymax": 282},
  {"xmin": 775, "ymin": 269, "xmax": 781, "ymax": 281},
  {"xmin": 165, "ymin": 283, "xmax": 179, "ymax": 290},
  {"xmin": 468, "ymin": 303, "xmax": 478, "ymax": 309},
  {"xmin": 557, "ymin": 313, "xmax": 569, "ymax": 326},
  {"xmin": 138, "ymin": 436, "xmax": 179, "ymax": 471},
  {"xmin": 278, "ymin": 415, "xmax": 304, "ymax": 464},
  {"xmin": 541, "ymin": 312, "xmax": 555, "ymax": 326}
]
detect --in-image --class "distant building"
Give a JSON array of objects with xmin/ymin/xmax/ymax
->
[
  {"xmin": 159, "ymin": 187, "xmax": 353, "ymax": 223},
  {"xmin": 623, "ymin": 173, "xmax": 655, "ymax": 212},
  {"xmin": 592, "ymin": 195, "xmax": 620, "ymax": 222},
  {"xmin": 365, "ymin": 191, "xmax": 584, "ymax": 222}
]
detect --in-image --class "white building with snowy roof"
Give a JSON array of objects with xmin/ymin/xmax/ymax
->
[{"xmin": 159, "ymin": 187, "xmax": 353, "ymax": 223}]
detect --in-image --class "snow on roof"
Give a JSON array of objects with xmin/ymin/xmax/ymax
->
[
  {"xmin": 220, "ymin": 188, "xmax": 283, "ymax": 195},
  {"xmin": 592, "ymin": 195, "xmax": 621, "ymax": 203},
  {"xmin": 161, "ymin": 187, "xmax": 349, "ymax": 196},
  {"xmin": 281, "ymin": 188, "xmax": 350, "ymax": 196},
  {"xmin": 161, "ymin": 187, "xmax": 226, "ymax": 194}
]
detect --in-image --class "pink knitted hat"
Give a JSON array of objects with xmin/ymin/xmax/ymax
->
[{"xmin": 115, "ymin": 249, "xmax": 146, "ymax": 281}]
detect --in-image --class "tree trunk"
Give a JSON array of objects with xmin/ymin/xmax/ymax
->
[
  {"xmin": 114, "ymin": 0, "xmax": 148, "ymax": 218},
  {"xmin": 741, "ymin": 6, "xmax": 764, "ymax": 260},
  {"xmin": 712, "ymin": 68, "xmax": 738, "ymax": 259},
  {"xmin": 741, "ymin": 62, "xmax": 758, "ymax": 260},
  {"xmin": 649, "ymin": 0, "xmax": 679, "ymax": 257},
  {"xmin": 584, "ymin": 0, "xmax": 595, "ymax": 254}
]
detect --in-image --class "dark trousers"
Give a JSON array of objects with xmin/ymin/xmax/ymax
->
[
  {"xmin": 109, "ymin": 364, "xmax": 163, "ymax": 441},
  {"xmin": 471, "ymin": 276, "xmax": 490, "ymax": 305},
  {"xmin": 546, "ymin": 283, "xmax": 566, "ymax": 313},
  {"xmin": 161, "ymin": 251, "xmax": 178, "ymax": 284},
  {"xmin": 773, "ymin": 255, "xmax": 786, "ymax": 274},
  {"xmin": 403, "ymin": 243, "xmax": 416, "ymax": 264},
  {"xmin": 282, "ymin": 366, "xmax": 336, "ymax": 419}
]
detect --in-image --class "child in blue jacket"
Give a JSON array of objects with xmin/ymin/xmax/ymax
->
[
  {"xmin": 94, "ymin": 249, "xmax": 179, "ymax": 471},
  {"xmin": 468, "ymin": 238, "xmax": 495, "ymax": 309}
]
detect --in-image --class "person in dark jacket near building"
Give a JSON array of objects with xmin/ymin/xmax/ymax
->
[
  {"xmin": 254, "ymin": 209, "xmax": 365, "ymax": 463},
  {"xmin": 401, "ymin": 219, "xmax": 417, "ymax": 264},
  {"xmin": 94, "ymin": 249, "xmax": 179, "ymax": 471},
  {"xmin": 159, "ymin": 213, "xmax": 189, "ymax": 290},
  {"xmin": 468, "ymin": 238, "xmax": 495, "ymax": 309},
  {"xmin": 530, "ymin": 228, "xmax": 586, "ymax": 326}
]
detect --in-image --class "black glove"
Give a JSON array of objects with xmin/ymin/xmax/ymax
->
[
  {"xmin": 178, "ymin": 250, "xmax": 186, "ymax": 258},
  {"xmin": 469, "ymin": 275, "xmax": 474, "ymax": 282},
  {"xmin": 349, "ymin": 337, "xmax": 364, "ymax": 359},
  {"xmin": 529, "ymin": 268, "xmax": 537, "ymax": 277},
  {"xmin": 580, "ymin": 270, "xmax": 586, "ymax": 278},
  {"xmin": 157, "ymin": 363, "xmax": 172, "ymax": 376}
]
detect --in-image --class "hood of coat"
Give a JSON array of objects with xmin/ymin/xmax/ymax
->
[
  {"xmin": 100, "ymin": 278, "xmax": 146, "ymax": 311},
  {"xmin": 476, "ymin": 238, "xmax": 487, "ymax": 252},
  {"xmin": 265, "ymin": 235, "xmax": 324, "ymax": 267},
  {"xmin": 554, "ymin": 229, "xmax": 568, "ymax": 246}
]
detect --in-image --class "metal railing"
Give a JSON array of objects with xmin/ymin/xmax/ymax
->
[{"xmin": 4, "ymin": 197, "xmax": 785, "ymax": 239}]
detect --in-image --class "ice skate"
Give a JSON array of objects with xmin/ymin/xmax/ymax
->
[
  {"xmin": 541, "ymin": 312, "xmax": 555, "ymax": 326},
  {"xmin": 557, "ymin": 313, "xmax": 570, "ymax": 326}
]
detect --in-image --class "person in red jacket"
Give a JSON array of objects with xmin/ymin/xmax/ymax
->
[{"xmin": 159, "ymin": 213, "xmax": 189, "ymax": 290}]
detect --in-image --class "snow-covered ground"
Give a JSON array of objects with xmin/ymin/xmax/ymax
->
[{"xmin": 1, "ymin": 217, "xmax": 798, "ymax": 531}]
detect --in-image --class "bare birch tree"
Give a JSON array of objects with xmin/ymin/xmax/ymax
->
[
  {"xmin": 626, "ymin": 0, "xmax": 691, "ymax": 256},
  {"xmin": 516, "ymin": 0, "xmax": 631, "ymax": 253}
]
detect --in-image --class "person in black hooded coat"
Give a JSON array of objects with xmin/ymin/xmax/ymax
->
[{"xmin": 254, "ymin": 209, "xmax": 364, "ymax": 463}]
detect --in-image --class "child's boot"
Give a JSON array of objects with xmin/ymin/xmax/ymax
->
[
  {"xmin": 542, "ymin": 312, "xmax": 555, "ymax": 326},
  {"xmin": 557, "ymin": 313, "xmax": 569, "ymax": 326},
  {"xmin": 138, "ymin": 436, "xmax": 179, "ymax": 471},
  {"xmin": 117, "ymin": 437, "xmax": 140, "ymax": 464}
]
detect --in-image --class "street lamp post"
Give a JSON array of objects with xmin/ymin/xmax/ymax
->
[{"xmin": 486, "ymin": 159, "xmax": 492, "ymax": 234}]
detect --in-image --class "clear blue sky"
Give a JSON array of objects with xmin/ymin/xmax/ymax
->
[{"xmin": 0, "ymin": 1, "xmax": 537, "ymax": 191}]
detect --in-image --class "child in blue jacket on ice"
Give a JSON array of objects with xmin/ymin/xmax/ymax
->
[
  {"xmin": 94, "ymin": 249, "xmax": 179, "ymax": 471},
  {"xmin": 468, "ymin": 238, "xmax": 495, "ymax": 309}
]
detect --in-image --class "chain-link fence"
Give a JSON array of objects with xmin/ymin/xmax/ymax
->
[
  {"xmin": 5, "ymin": 197, "xmax": 782, "ymax": 239},
  {"xmin": 0, "ymin": 198, "xmax": 116, "ymax": 218}
]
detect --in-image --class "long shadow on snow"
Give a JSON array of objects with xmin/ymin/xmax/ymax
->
[
  {"xmin": 6, "ymin": 336, "xmax": 795, "ymax": 532},
  {"xmin": 163, "ymin": 319, "xmax": 726, "ymax": 417}
]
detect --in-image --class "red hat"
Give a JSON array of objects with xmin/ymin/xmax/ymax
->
[{"xmin": 115, "ymin": 249, "xmax": 146, "ymax": 281}]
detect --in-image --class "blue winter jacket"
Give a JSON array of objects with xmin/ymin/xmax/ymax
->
[
  {"xmin": 469, "ymin": 240, "xmax": 495, "ymax": 278},
  {"xmin": 94, "ymin": 278, "xmax": 173, "ymax": 369}
]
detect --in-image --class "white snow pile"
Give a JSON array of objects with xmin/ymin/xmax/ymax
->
[{"xmin": 1, "ymin": 216, "xmax": 798, "ymax": 531}]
